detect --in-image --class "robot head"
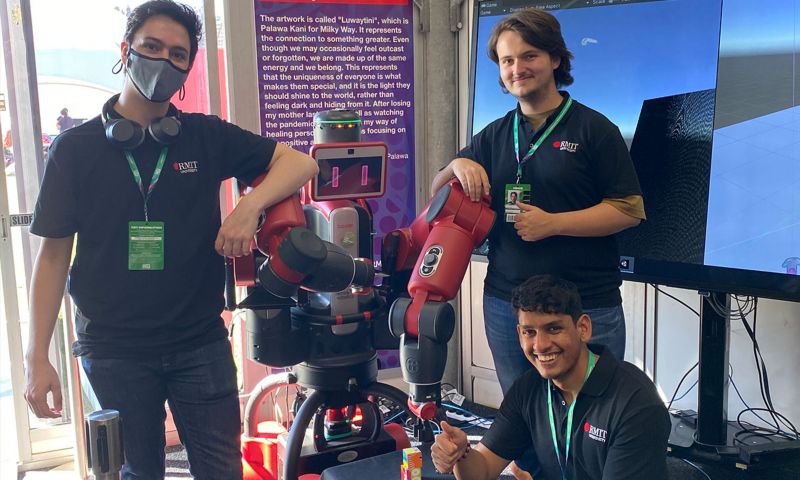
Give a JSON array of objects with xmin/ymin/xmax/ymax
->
[{"xmin": 313, "ymin": 109, "xmax": 361, "ymax": 144}]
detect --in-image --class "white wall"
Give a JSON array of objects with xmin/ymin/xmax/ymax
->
[{"xmin": 648, "ymin": 285, "xmax": 800, "ymax": 430}]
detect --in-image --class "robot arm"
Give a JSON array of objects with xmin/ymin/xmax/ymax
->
[
  {"xmin": 229, "ymin": 176, "xmax": 376, "ymax": 367},
  {"xmin": 253, "ymin": 195, "xmax": 374, "ymax": 297},
  {"xmin": 382, "ymin": 179, "xmax": 495, "ymax": 434},
  {"xmin": 232, "ymin": 173, "xmax": 374, "ymax": 300}
]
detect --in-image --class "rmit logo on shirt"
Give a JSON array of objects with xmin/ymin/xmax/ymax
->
[
  {"xmin": 584, "ymin": 422, "xmax": 607, "ymax": 443},
  {"xmin": 552, "ymin": 140, "xmax": 579, "ymax": 153},
  {"xmin": 173, "ymin": 161, "xmax": 199, "ymax": 174}
]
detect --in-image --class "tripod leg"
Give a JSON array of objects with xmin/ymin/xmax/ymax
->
[{"xmin": 284, "ymin": 389, "xmax": 327, "ymax": 480}]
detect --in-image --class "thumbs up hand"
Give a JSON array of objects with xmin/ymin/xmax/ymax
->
[{"xmin": 431, "ymin": 421, "xmax": 470, "ymax": 474}]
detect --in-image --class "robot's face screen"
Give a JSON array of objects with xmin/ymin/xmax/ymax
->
[{"xmin": 312, "ymin": 145, "xmax": 387, "ymax": 200}]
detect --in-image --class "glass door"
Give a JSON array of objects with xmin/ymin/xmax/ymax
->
[
  {"xmin": 1, "ymin": 0, "xmax": 219, "ymax": 475},
  {"xmin": 1, "ymin": 0, "xmax": 84, "ymax": 472}
]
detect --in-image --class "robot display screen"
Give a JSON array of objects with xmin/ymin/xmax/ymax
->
[
  {"xmin": 471, "ymin": 0, "xmax": 800, "ymax": 301},
  {"xmin": 311, "ymin": 144, "xmax": 387, "ymax": 201}
]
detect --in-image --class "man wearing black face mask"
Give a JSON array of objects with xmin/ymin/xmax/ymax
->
[{"xmin": 23, "ymin": 1, "xmax": 318, "ymax": 478}]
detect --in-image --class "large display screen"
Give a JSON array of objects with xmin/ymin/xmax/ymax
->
[{"xmin": 470, "ymin": 0, "xmax": 800, "ymax": 301}]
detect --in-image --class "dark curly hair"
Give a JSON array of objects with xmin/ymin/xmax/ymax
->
[
  {"xmin": 511, "ymin": 274, "xmax": 583, "ymax": 323},
  {"xmin": 125, "ymin": 0, "xmax": 203, "ymax": 66},
  {"xmin": 487, "ymin": 8, "xmax": 574, "ymax": 90}
]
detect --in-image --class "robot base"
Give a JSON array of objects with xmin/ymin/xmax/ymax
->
[
  {"xmin": 276, "ymin": 420, "xmax": 408, "ymax": 478},
  {"xmin": 242, "ymin": 370, "xmax": 411, "ymax": 480}
]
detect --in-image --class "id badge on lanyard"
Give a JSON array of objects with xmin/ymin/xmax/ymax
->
[
  {"xmin": 125, "ymin": 146, "xmax": 168, "ymax": 271},
  {"xmin": 504, "ymin": 183, "xmax": 530, "ymax": 223},
  {"xmin": 129, "ymin": 221, "xmax": 165, "ymax": 270},
  {"xmin": 507, "ymin": 97, "xmax": 572, "ymax": 223}
]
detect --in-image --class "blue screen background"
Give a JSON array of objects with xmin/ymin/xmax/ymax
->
[
  {"xmin": 470, "ymin": 0, "xmax": 800, "ymax": 289},
  {"xmin": 472, "ymin": 0, "xmax": 723, "ymax": 139}
]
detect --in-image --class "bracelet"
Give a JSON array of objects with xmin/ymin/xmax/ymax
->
[{"xmin": 459, "ymin": 444, "xmax": 471, "ymax": 461}]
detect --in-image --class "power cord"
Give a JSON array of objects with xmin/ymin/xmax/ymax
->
[
  {"xmin": 442, "ymin": 402, "xmax": 494, "ymax": 430},
  {"xmin": 733, "ymin": 296, "xmax": 799, "ymax": 440},
  {"xmin": 729, "ymin": 366, "xmax": 798, "ymax": 442},
  {"xmin": 652, "ymin": 284, "xmax": 701, "ymax": 412},
  {"xmin": 651, "ymin": 284, "xmax": 699, "ymax": 316},
  {"xmin": 383, "ymin": 410, "xmax": 407, "ymax": 425},
  {"xmin": 681, "ymin": 458, "xmax": 711, "ymax": 480},
  {"xmin": 672, "ymin": 379, "xmax": 698, "ymax": 404},
  {"xmin": 655, "ymin": 284, "xmax": 799, "ymax": 442},
  {"xmin": 666, "ymin": 362, "xmax": 698, "ymax": 411}
]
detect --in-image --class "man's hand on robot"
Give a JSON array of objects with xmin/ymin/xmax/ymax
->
[
  {"xmin": 256, "ymin": 227, "xmax": 375, "ymax": 298},
  {"xmin": 230, "ymin": 194, "xmax": 375, "ymax": 301},
  {"xmin": 381, "ymin": 178, "xmax": 495, "ymax": 441}
]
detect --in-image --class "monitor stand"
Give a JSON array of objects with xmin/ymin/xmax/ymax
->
[{"xmin": 667, "ymin": 291, "xmax": 800, "ymax": 469}]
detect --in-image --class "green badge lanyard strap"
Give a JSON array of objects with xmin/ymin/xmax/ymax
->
[
  {"xmin": 512, "ymin": 97, "xmax": 573, "ymax": 183},
  {"xmin": 123, "ymin": 146, "xmax": 168, "ymax": 222},
  {"xmin": 547, "ymin": 351, "xmax": 597, "ymax": 480}
]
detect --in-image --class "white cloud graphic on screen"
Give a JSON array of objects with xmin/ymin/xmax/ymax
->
[{"xmin": 581, "ymin": 37, "xmax": 598, "ymax": 46}]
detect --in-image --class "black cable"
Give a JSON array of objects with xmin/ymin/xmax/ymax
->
[
  {"xmin": 736, "ymin": 297, "xmax": 785, "ymax": 434},
  {"xmin": 652, "ymin": 284, "xmax": 702, "ymax": 411},
  {"xmin": 667, "ymin": 362, "xmax": 699, "ymax": 411},
  {"xmin": 673, "ymin": 289, "xmax": 797, "ymax": 441},
  {"xmin": 655, "ymin": 286, "xmax": 798, "ymax": 440},
  {"xmin": 672, "ymin": 379, "xmax": 698, "ymax": 403},
  {"xmin": 707, "ymin": 292, "xmax": 755, "ymax": 321},
  {"xmin": 729, "ymin": 360, "xmax": 779, "ymax": 438},
  {"xmin": 731, "ymin": 298, "xmax": 799, "ymax": 439},
  {"xmin": 736, "ymin": 299, "xmax": 796, "ymax": 435},
  {"xmin": 735, "ymin": 409, "xmax": 799, "ymax": 441},
  {"xmin": 728, "ymin": 365, "xmax": 776, "ymax": 432},
  {"xmin": 681, "ymin": 458, "xmax": 711, "ymax": 480},
  {"xmin": 651, "ymin": 284, "xmax": 700, "ymax": 317},
  {"xmin": 701, "ymin": 292, "xmax": 793, "ymax": 437}
]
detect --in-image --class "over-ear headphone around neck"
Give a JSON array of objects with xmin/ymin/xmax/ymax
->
[{"xmin": 101, "ymin": 94, "xmax": 182, "ymax": 150}]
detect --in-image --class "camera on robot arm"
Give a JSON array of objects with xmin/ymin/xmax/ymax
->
[{"xmin": 228, "ymin": 109, "xmax": 495, "ymax": 479}]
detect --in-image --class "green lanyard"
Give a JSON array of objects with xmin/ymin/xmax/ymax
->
[
  {"xmin": 512, "ymin": 96, "xmax": 573, "ymax": 182},
  {"xmin": 547, "ymin": 351, "xmax": 597, "ymax": 480},
  {"xmin": 123, "ymin": 146, "xmax": 168, "ymax": 222}
]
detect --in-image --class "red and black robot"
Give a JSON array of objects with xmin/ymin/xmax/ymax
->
[
  {"xmin": 383, "ymin": 177, "xmax": 493, "ymax": 440},
  {"xmin": 231, "ymin": 110, "xmax": 494, "ymax": 479}
]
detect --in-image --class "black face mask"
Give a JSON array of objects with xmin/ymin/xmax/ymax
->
[{"xmin": 126, "ymin": 48, "xmax": 189, "ymax": 103}]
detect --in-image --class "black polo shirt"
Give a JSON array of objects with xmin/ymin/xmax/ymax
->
[
  {"xmin": 31, "ymin": 112, "xmax": 276, "ymax": 358},
  {"xmin": 457, "ymin": 93, "xmax": 642, "ymax": 307},
  {"xmin": 481, "ymin": 345, "xmax": 670, "ymax": 480}
]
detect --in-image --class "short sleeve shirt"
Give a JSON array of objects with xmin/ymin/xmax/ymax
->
[
  {"xmin": 457, "ymin": 93, "xmax": 642, "ymax": 307},
  {"xmin": 30, "ymin": 112, "xmax": 277, "ymax": 358},
  {"xmin": 480, "ymin": 345, "xmax": 670, "ymax": 480}
]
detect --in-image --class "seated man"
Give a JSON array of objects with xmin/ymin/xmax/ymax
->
[{"xmin": 432, "ymin": 274, "xmax": 669, "ymax": 480}]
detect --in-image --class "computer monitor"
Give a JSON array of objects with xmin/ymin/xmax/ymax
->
[{"xmin": 469, "ymin": 0, "xmax": 800, "ymax": 301}]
